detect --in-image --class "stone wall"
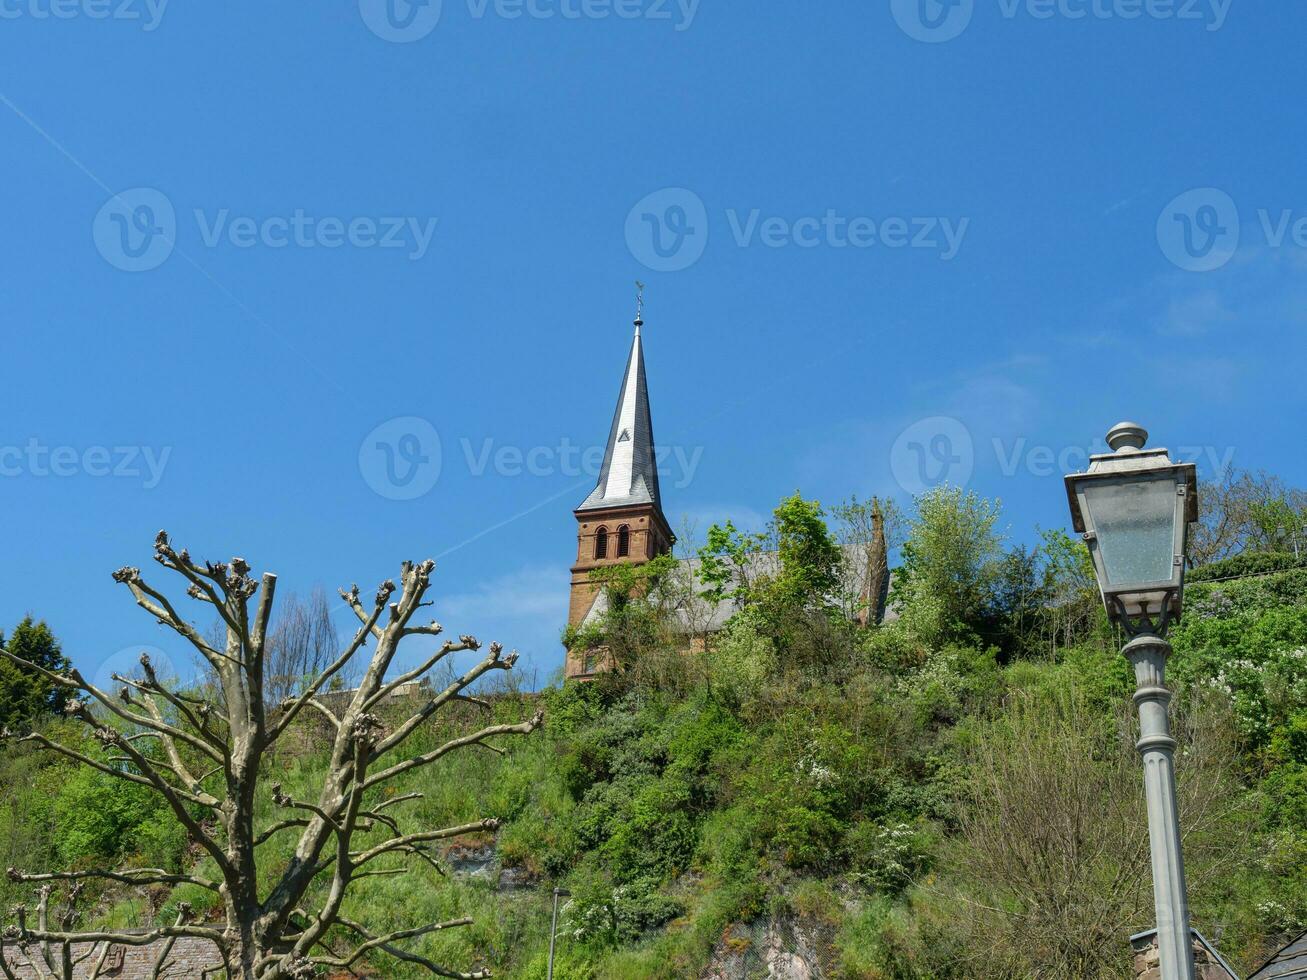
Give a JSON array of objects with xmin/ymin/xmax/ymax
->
[
  {"xmin": 1130, "ymin": 931, "xmax": 1237, "ymax": 980},
  {"xmin": 1, "ymin": 935, "xmax": 222, "ymax": 979}
]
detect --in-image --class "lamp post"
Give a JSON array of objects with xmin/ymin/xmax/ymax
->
[
  {"xmin": 1065, "ymin": 421, "xmax": 1199, "ymax": 980},
  {"xmin": 547, "ymin": 887, "xmax": 570, "ymax": 980}
]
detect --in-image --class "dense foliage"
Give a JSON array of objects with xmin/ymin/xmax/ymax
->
[{"xmin": 2, "ymin": 481, "xmax": 1303, "ymax": 978}]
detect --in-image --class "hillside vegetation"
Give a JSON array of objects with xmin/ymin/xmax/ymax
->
[{"xmin": 2, "ymin": 485, "xmax": 1304, "ymax": 979}]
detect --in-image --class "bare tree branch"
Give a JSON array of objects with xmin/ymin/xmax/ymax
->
[
  {"xmin": 372, "ymin": 642, "xmax": 519, "ymax": 758},
  {"xmin": 13, "ymin": 728, "xmax": 215, "ymax": 811},
  {"xmin": 366, "ymin": 711, "xmax": 543, "ymax": 790},
  {"xmin": 365, "ymin": 636, "xmax": 477, "ymax": 708},
  {"xmin": 1, "ymin": 537, "xmax": 540, "ymax": 980},
  {"xmin": 315, "ymin": 917, "xmax": 479, "ymax": 974},
  {"xmin": 7, "ymin": 867, "xmax": 220, "ymax": 893}
]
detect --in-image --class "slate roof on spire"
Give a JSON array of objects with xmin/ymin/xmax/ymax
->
[{"xmin": 577, "ymin": 320, "xmax": 662, "ymax": 514}]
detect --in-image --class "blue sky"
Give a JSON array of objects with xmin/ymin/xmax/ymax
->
[{"xmin": 1, "ymin": 0, "xmax": 1304, "ymax": 685}]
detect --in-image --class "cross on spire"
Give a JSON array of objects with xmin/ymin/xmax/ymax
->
[{"xmin": 634, "ymin": 280, "xmax": 645, "ymax": 330}]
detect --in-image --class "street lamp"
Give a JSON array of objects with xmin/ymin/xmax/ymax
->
[
  {"xmin": 547, "ymin": 887, "xmax": 571, "ymax": 980},
  {"xmin": 1065, "ymin": 421, "xmax": 1199, "ymax": 980}
]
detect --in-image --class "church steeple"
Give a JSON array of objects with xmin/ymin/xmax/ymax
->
[
  {"xmin": 576, "ymin": 313, "xmax": 662, "ymax": 514},
  {"xmin": 565, "ymin": 292, "xmax": 675, "ymax": 671}
]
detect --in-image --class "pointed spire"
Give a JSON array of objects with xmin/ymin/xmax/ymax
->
[{"xmin": 577, "ymin": 295, "xmax": 662, "ymax": 514}]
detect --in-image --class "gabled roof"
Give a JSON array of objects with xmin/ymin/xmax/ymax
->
[
  {"xmin": 1249, "ymin": 929, "xmax": 1307, "ymax": 979},
  {"xmin": 577, "ymin": 319, "xmax": 663, "ymax": 515}
]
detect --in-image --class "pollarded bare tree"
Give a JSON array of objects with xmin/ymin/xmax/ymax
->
[{"xmin": 0, "ymin": 532, "xmax": 543, "ymax": 980}]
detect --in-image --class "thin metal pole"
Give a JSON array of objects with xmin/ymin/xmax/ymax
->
[
  {"xmin": 1123, "ymin": 634, "xmax": 1196, "ymax": 980},
  {"xmin": 547, "ymin": 887, "xmax": 561, "ymax": 980}
]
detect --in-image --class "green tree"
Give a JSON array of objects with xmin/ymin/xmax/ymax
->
[
  {"xmin": 978, "ymin": 529, "xmax": 1106, "ymax": 659},
  {"xmin": 0, "ymin": 617, "xmax": 71, "ymax": 730},
  {"xmin": 562, "ymin": 553, "xmax": 688, "ymax": 688},
  {"xmin": 1035, "ymin": 527, "xmax": 1106, "ymax": 652},
  {"xmin": 697, "ymin": 494, "xmax": 845, "ymax": 656},
  {"xmin": 892, "ymin": 486, "xmax": 1004, "ymax": 645},
  {"xmin": 1189, "ymin": 468, "xmax": 1307, "ymax": 565},
  {"xmin": 771, "ymin": 493, "xmax": 843, "ymax": 609},
  {"xmin": 697, "ymin": 494, "xmax": 842, "ymax": 615},
  {"xmin": 695, "ymin": 520, "xmax": 771, "ymax": 608},
  {"xmin": 981, "ymin": 543, "xmax": 1043, "ymax": 658}
]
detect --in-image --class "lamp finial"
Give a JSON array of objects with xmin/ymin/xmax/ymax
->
[{"xmin": 1107, "ymin": 421, "xmax": 1148, "ymax": 453}]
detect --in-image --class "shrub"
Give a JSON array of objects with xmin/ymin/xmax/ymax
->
[
  {"xmin": 709, "ymin": 614, "xmax": 777, "ymax": 702},
  {"xmin": 563, "ymin": 872, "xmax": 684, "ymax": 947},
  {"xmin": 1189, "ymin": 551, "xmax": 1307, "ymax": 583},
  {"xmin": 846, "ymin": 820, "xmax": 932, "ymax": 895},
  {"xmin": 1198, "ymin": 646, "xmax": 1307, "ymax": 751}
]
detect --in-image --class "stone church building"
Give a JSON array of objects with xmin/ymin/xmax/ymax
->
[{"xmin": 563, "ymin": 309, "xmax": 889, "ymax": 681}]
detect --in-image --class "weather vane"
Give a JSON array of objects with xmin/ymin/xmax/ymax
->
[{"xmin": 634, "ymin": 280, "xmax": 645, "ymax": 326}]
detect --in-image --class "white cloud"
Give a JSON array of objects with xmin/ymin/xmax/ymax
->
[{"xmin": 438, "ymin": 565, "xmax": 567, "ymax": 622}]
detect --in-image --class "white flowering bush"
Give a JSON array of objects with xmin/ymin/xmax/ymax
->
[
  {"xmin": 561, "ymin": 879, "xmax": 683, "ymax": 946},
  {"xmin": 797, "ymin": 751, "xmax": 837, "ymax": 787},
  {"xmin": 1255, "ymin": 899, "xmax": 1306, "ymax": 933},
  {"xmin": 712, "ymin": 614, "xmax": 778, "ymax": 702},
  {"xmin": 1203, "ymin": 646, "xmax": 1307, "ymax": 747},
  {"xmin": 847, "ymin": 820, "xmax": 929, "ymax": 894}
]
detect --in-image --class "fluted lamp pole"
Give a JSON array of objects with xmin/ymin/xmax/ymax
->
[{"xmin": 1064, "ymin": 422, "xmax": 1199, "ymax": 980}]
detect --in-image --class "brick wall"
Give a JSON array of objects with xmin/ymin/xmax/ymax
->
[
  {"xmin": 1, "ymin": 935, "xmax": 223, "ymax": 979},
  {"xmin": 569, "ymin": 506, "xmax": 673, "ymax": 625},
  {"xmin": 566, "ymin": 504, "xmax": 674, "ymax": 680}
]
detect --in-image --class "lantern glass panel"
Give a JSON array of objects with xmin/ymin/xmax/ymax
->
[{"xmin": 1082, "ymin": 476, "xmax": 1177, "ymax": 588}]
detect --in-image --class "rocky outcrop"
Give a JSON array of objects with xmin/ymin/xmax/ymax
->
[
  {"xmin": 444, "ymin": 836, "xmax": 538, "ymax": 892},
  {"xmin": 704, "ymin": 918, "xmax": 826, "ymax": 980}
]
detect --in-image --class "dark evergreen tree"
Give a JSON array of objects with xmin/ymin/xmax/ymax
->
[{"xmin": 0, "ymin": 617, "xmax": 71, "ymax": 730}]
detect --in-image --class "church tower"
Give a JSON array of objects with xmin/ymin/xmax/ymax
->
[{"xmin": 565, "ymin": 300, "xmax": 674, "ymax": 677}]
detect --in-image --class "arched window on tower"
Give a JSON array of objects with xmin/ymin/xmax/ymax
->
[
  {"xmin": 617, "ymin": 525, "xmax": 630, "ymax": 558},
  {"xmin": 594, "ymin": 526, "xmax": 608, "ymax": 560}
]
